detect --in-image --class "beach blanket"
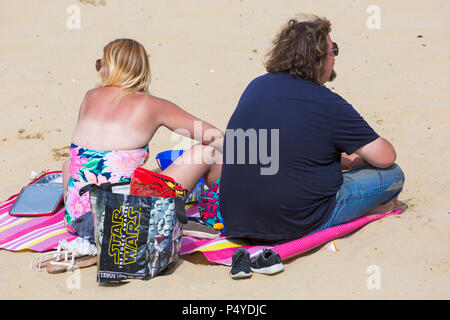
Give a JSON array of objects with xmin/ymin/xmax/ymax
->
[
  {"xmin": 0, "ymin": 186, "xmax": 196, "ymax": 253},
  {"xmin": 0, "ymin": 190, "xmax": 197, "ymax": 253},
  {"xmin": 180, "ymin": 204, "xmax": 403, "ymax": 265},
  {"xmin": 0, "ymin": 195, "xmax": 78, "ymax": 252},
  {"xmin": 0, "ymin": 190, "xmax": 402, "ymax": 261}
]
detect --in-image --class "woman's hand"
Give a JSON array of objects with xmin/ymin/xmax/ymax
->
[{"xmin": 207, "ymin": 134, "xmax": 224, "ymax": 154}]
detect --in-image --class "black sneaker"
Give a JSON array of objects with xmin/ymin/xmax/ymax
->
[
  {"xmin": 230, "ymin": 248, "xmax": 252, "ymax": 279},
  {"xmin": 250, "ymin": 249, "xmax": 284, "ymax": 275}
]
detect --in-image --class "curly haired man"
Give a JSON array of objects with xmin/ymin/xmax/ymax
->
[{"xmin": 219, "ymin": 15, "xmax": 405, "ymax": 245}]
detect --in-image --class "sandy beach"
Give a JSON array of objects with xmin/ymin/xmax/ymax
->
[{"xmin": 0, "ymin": 0, "xmax": 449, "ymax": 299}]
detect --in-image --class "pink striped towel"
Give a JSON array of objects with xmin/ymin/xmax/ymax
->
[{"xmin": 0, "ymin": 195, "xmax": 78, "ymax": 252}]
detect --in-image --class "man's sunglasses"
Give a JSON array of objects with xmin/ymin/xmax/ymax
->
[
  {"xmin": 329, "ymin": 42, "xmax": 339, "ymax": 56},
  {"xmin": 95, "ymin": 59, "xmax": 102, "ymax": 72}
]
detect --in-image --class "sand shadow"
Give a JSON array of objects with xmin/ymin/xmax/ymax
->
[
  {"xmin": 99, "ymin": 281, "xmax": 129, "ymax": 287},
  {"xmin": 180, "ymin": 251, "xmax": 219, "ymax": 266},
  {"xmin": 281, "ymin": 244, "xmax": 328, "ymax": 265},
  {"xmin": 282, "ymin": 203, "xmax": 410, "ymax": 264},
  {"xmin": 16, "ymin": 128, "xmax": 45, "ymax": 141},
  {"xmin": 398, "ymin": 200, "xmax": 409, "ymax": 212},
  {"xmin": 178, "ymin": 203, "xmax": 412, "ymax": 267},
  {"xmin": 51, "ymin": 146, "xmax": 70, "ymax": 161},
  {"xmin": 157, "ymin": 258, "xmax": 185, "ymax": 276},
  {"xmin": 98, "ymin": 259, "xmax": 185, "ymax": 285}
]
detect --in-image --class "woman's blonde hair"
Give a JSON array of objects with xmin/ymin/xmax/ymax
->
[{"xmin": 102, "ymin": 38, "xmax": 151, "ymax": 102}]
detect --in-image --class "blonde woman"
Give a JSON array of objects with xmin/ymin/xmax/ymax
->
[{"xmin": 62, "ymin": 38, "xmax": 223, "ymax": 236}]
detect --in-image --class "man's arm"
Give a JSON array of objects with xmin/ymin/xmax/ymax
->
[{"xmin": 354, "ymin": 137, "xmax": 396, "ymax": 168}]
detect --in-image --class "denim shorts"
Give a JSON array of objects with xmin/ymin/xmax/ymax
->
[{"xmin": 310, "ymin": 163, "xmax": 405, "ymax": 234}]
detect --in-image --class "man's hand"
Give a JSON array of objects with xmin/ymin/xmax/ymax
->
[{"xmin": 341, "ymin": 153, "xmax": 367, "ymax": 170}]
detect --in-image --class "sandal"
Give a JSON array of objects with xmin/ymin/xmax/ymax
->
[
  {"xmin": 46, "ymin": 255, "xmax": 97, "ymax": 274},
  {"xmin": 29, "ymin": 238, "xmax": 97, "ymax": 273}
]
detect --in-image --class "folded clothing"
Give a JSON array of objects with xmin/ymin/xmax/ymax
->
[
  {"xmin": 183, "ymin": 219, "xmax": 221, "ymax": 239},
  {"xmin": 198, "ymin": 179, "xmax": 224, "ymax": 233}
]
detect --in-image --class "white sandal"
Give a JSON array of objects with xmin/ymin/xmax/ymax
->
[{"xmin": 29, "ymin": 238, "xmax": 97, "ymax": 272}]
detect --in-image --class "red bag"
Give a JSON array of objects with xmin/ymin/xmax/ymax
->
[{"xmin": 130, "ymin": 167, "xmax": 184, "ymax": 198}]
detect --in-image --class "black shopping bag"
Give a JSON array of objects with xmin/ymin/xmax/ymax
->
[{"xmin": 80, "ymin": 182, "xmax": 186, "ymax": 282}]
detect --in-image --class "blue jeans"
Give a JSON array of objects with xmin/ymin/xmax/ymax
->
[{"xmin": 310, "ymin": 163, "xmax": 405, "ymax": 234}]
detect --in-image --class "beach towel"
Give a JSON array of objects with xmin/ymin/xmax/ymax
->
[
  {"xmin": 180, "ymin": 204, "xmax": 403, "ymax": 266},
  {"xmin": 0, "ymin": 182, "xmax": 402, "ymax": 262},
  {"xmin": 0, "ymin": 174, "xmax": 194, "ymax": 254},
  {"xmin": 0, "ymin": 195, "xmax": 78, "ymax": 252}
]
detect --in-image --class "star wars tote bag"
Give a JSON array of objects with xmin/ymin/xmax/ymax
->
[{"xmin": 79, "ymin": 181, "xmax": 187, "ymax": 282}]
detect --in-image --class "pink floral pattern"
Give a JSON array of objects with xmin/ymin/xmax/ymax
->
[
  {"xmin": 69, "ymin": 146, "xmax": 89, "ymax": 181},
  {"xmin": 65, "ymin": 143, "xmax": 149, "ymax": 229},
  {"xmin": 66, "ymin": 182, "xmax": 91, "ymax": 220},
  {"xmin": 103, "ymin": 149, "xmax": 148, "ymax": 175}
]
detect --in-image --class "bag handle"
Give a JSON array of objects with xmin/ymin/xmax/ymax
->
[
  {"xmin": 174, "ymin": 197, "xmax": 187, "ymax": 224},
  {"xmin": 79, "ymin": 182, "xmax": 130, "ymax": 196},
  {"xmin": 79, "ymin": 182, "xmax": 187, "ymax": 224}
]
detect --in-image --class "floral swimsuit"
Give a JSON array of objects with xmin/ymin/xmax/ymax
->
[{"xmin": 65, "ymin": 143, "xmax": 149, "ymax": 234}]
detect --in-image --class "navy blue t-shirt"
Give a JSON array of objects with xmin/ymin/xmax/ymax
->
[{"xmin": 219, "ymin": 72, "xmax": 379, "ymax": 241}]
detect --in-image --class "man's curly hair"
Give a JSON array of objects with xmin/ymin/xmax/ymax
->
[{"xmin": 265, "ymin": 15, "xmax": 336, "ymax": 84}]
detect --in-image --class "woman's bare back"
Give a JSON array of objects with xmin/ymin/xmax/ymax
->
[
  {"xmin": 71, "ymin": 86, "xmax": 160, "ymax": 151},
  {"xmin": 63, "ymin": 38, "xmax": 223, "ymax": 222}
]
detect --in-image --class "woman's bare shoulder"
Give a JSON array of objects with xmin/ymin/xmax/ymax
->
[
  {"xmin": 139, "ymin": 93, "xmax": 181, "ymax": 113},
  {"xmin": 143, "ymin": 93, "xmax": 173, "ymax": 105},
  {"xmin": 81, "ymin": 88, "xmax": 175, "ymax": 112},
  {"xmin": 81, "ymin": 87, "xmax": 108, "ymax": 105},
  {"xmin": 84, "ymin": 86, "xmax": 116, "ymax": 99}
]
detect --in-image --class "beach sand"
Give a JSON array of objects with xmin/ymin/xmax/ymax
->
[{"xmin": 0, "ymin": 0, "xmax": 449, "ymax": 299}]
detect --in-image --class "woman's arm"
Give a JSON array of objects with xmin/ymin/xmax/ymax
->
[{"xmin": 154, "ymin": 97, "xmax": 224, "ymax": 152}]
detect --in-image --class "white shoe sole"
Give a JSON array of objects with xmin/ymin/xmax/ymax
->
[
  {"xmin": 230, "ymin": 271, "xmax": 252, "ymax": 279},
  {"xmin": 183, "ymin": 230, "xmax": 221, "ymax": 239},
  {"xmin": 251, "ymin": 263, "xmax": 284, "ymax": 275}
]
